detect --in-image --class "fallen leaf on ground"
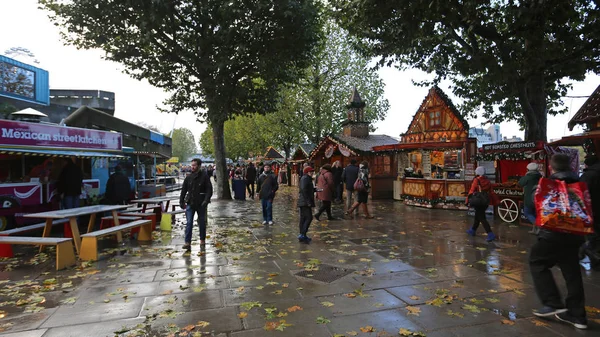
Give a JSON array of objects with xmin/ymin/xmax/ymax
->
[
  {"xmin": 530, "ymin": 319, "xmax": 549, "ymax": 327},
  {"xmin": 316, "ymin": 316, "xmax": 331, "ymax": 324},
  {"xmin": 406, "ymin": 306, "xmax": 421, "ymax": 316},
  {"xmin": 344, "ymin": 293, "xmax": 357, "ymax": 298},
  {"xmin": 321, "ymin": 301, "xmax": 335, "ymax": 307},
  {"xmin": 237, "ymin": 312, "xmax": 248, "ymax": 318},
  {"xmin": 196, "ymin": 321, "xmax": 210, "ymax": 328},
  {"xmin": 346, "ymin": 331, "xmax": 358, "ymax": 336},
  {"xmin": 501, "ymin": 319, "xmax": 515, "ymax": 325},
  {"xmin": 409, "ymin": 296, "xmax": 420, "ymax": 301},
  {"xmin": 287, "ymin": 305, "xmax": 303, "ymax": 312},
  {"xmin": 360, "ymin": 326, "xmax": 375, "ymax": 332},
  {"xmin": 447, "ymin": 310, "xmax": 464, "ymax": 318}
]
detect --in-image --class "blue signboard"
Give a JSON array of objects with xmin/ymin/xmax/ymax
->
[{"xmin": 0, "ymin": 55, "xmax": 50, "ymax": 106}]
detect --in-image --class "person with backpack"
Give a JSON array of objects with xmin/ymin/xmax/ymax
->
[
  {"xmin": 257, "ymin": 162, "xmax": 279, "ymax": 225},
  {"xmin": 315, "ymin": 164, "xmax": 335, "ymax": 221},
  {"xmin": 529, "ymin": 153, "xmax": 587, "ymax": 329},
  {"xmin": 105, "ymin": 165, "xmax": 132, "ymax": 205},
  {"xmin": 580, "ymin": 155, "xmax": 600, "ymax": 270},
  {"xmin": 341, "ymin": 159, "xmax": 360, "ymax": 215},
  {"xmin": 519, "ymin": 162, "xmax": 543, "ymax": 234},
  {"xmin": 345, "ymin": 161, "xmax": 374, "ymax": 219},
  {"xmin": 466, "ymin": 166, "xmax": 498, "ymax": 242},
  {"xmin": 297, "ymin": 166, "xmax": 316, "ymax": 243}
]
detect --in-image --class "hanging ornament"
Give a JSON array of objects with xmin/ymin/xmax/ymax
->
[
  {"xmin": 325, "ymin": 144, "xmax": 335, "ymax": 158},
  {"xmin": 339, "ymin": 144, "xmax": 351, "ymax": 157}
]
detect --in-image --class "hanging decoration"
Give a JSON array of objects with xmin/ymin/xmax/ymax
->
[
  {"xmin": 339, "ymin": 144, "xmax": 351, "ymax": 157},
  {"xmin": 473, "ymin": 151, "xmax": 531, "ymax": 162},
  {"xmin": 325, "ymin": 144, "xmax": 335, "ymax": 158}
]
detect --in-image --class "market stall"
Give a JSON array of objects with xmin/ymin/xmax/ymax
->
[
  {"xmin": 0, "ymin": 119, "xmax": 124, "ymax": 230},
  {"xmin": 474, "ymin": 141, "xmax": 579, "ymax": 223},
  {"xmin": 373, "ymin": 86, "xmax": 477, "ymax": 208}
]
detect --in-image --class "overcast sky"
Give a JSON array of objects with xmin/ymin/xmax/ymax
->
[{"xmin": 1, "ymin": 0, "xmax": 597, "ymax": 145}]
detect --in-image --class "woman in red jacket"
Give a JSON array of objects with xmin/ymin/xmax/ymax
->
[{"xmin": 466, "ymin": 166, "xmax": 499, "ymax": 242}]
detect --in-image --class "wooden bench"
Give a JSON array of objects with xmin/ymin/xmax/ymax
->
[
  {"xmin": 79, "ymin": 219, "xmax": 152, "ymax": 261},
  {"xmin": 119, "ymin": 212, "xmax": 157, "ymax": 230},
  {"xmin": 97, "ymin": 216, "xmax": 141, "ymax": 231},
  {"xmin": 0, "ymin": 237, "xmax": 76, "ymax": 270},
  {"xmin": 0, "ymin": 219, "xmax": 70, "ymax": 257}
]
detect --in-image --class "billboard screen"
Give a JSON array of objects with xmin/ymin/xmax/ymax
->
[{"xmin": 0, "ymin": 55, "xmax": 49, "ymax": 105}]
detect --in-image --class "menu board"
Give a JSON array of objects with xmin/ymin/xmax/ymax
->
[
  {"xmin": 422, "ymin": 152, "xmax": 431, "ymax": 176},
  {"xmin": 444, "ymin": 151, "xmax": 459, "ymax": 169},
  {"xmin": 464, "ymin": 163, "xmax": 475, "ymax": 181}
]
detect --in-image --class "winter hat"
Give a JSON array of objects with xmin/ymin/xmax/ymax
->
[
  {"xmin": 526, "ymin": 163, "xmax": 538, "ymax": 171},
  {"xmin": 303, "ymin": 166, "xmax": 315, "ymax": 174},
  {"xmin": 585, "ymin": 155, "xmax": 599, "ymax": 166},
  {"xmin": 475, "ymin": 166, "xmax": 485, "ymax": 176}
]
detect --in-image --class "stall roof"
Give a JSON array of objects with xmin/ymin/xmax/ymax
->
[
  {"xmin": 372, "ymin": 140, "xmax": 474, "ymax": 152},
  {"xmin": 568, "ymin": 84, "xmax": 600, "ymax": 130},
  {"xmin": 549, "ymin": 130, "xmax": 600, "ymax": 147},
  {"xmin": 333, "ymin": 134, "xmax": 399, "ymax": 153},
  {"xmin": 0, "ymin": 147, "xmax": 124, "ymax": 158}
]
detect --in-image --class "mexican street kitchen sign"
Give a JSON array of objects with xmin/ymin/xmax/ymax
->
[{"xmin": 0, "ymin": 119, "xmax": 122, "ymax": 151}]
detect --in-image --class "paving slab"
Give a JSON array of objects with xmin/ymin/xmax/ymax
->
[
  {"xmin": 317, "ymin": 289, "xmax": 406, "ymax": 316},
  {"xmin": 40, "ymin": 298, "xmax": 144, "ymax": 328},
  {"xmin": 40, "ymin": 318, "xmax": 145, "ymax": 337},
  {"xmin": 325, "ymin": 308, "xmax": 427, "ymax": 336}
]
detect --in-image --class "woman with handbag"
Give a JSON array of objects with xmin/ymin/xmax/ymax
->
[
  {"xmin": 345, "ymin": 161, "xmax": 374, "ymax": 219},
  {"xmin": 466, "ymin": 166, "xmax": 498, "ymax": 242}
]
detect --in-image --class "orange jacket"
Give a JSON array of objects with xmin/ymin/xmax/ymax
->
[{"xmin": 468, "ymin": 176, "xmax": 499, "ymax": 206}]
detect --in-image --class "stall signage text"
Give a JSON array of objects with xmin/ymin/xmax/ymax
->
[
  {"xmin": 493, "ymin": 188, "xmax": 524, "ymax": 196},
  {"xmin": 0, "ymin": 119, "xmax": 122, "ymax": 151},
  {"xmin": 482, "ymin": 141, "xmax": 540, "ymax": 152}
]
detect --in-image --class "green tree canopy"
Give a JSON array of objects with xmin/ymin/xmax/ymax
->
[
  {"xmin": 41, "ymin": 0, "xmax": 323, "ymax": 199},
  {"xmin": 171, "ymin": 128, "xmax": 197, "ymax": 162},
  {"xmin": 333, "ymin": 0, "xmax": 600, "ymax": 141}
]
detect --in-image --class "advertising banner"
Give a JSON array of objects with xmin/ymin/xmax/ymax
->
[{"xmin": 0, "ymin": 119, "xmax": 122, "ymax": 151}]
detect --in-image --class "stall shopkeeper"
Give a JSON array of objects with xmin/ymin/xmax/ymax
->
[{"xmin": 57, "ymin": 157, "xmax": 83, "ymax": 209}]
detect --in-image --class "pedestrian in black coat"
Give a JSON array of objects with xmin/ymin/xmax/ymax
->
[
  {"xmin": 105, "ymin": 165, "xmax": 131, "ymax": 205},
  {"xmin": 297, "ymin": 166, "xmax": 315, "ymax": 243},
  {"xmin": 580, "ymin": 155, "xmax": 600, "ymax": 270},
  {"xmin": 341, "ymin": 159, "xmax": 359, "ymax": 214}
]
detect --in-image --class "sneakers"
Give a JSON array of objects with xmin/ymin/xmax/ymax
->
[
  {"xmin": 486, "ymin": 232, "xmax": 496, "ymax": 242},
  {"xmin": 466, "ymin": 228, "xmax": 476, "ymax": 236},
  {"xmin": 314, "ymin": 213, "xmax": 321, "ymax": 221},
  {"xmin": 182, "ymin": 243, "xmax": 191, "ymax": 251},
  {"xmin": 262, "ymin": 221, "xmax": 267, "ymax": 225},
  {"xmin": 268, "ymin": 221, "xmax": 274, "ymax": 225},
  {"xmin": 298, "ymin": 234, "xmax": 312, "ymax": 243},
  {"xmin": 533, "ymin": 306, "xmax": 568, "ymax": 317},
  {"xmin": 555, "ymin": 312, "xmax": 588, "ymax": 329}
]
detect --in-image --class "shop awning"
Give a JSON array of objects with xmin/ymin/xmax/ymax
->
[{"xmin": 0, "ymin": 148, "xmax": 125, "ymax": 158}]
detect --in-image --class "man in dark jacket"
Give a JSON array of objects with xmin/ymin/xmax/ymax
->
[
  {"xmin": 332, "ymin": 160, "xmax": 343, "ymax": 203},
  {"xmin": 105, "ymin": 165, "xmax": 132, "ymax": 205},
  {"xmin": 529, "ymin": 154, "xmax": 587, "ymax": 329},
  {"xmin": 341, "ymin": 159, "xmax": 359, "ymax": 215},
  {"xmin": 180, "ymin": 158, "xmax": 213, "ymax": 250},
  {"xmin": 580, "ymin": 155, "xmax": 600, "ymax": 270},
  {"xmin": 245, "ymin": 162, "xmax": 257, "ymax": 199},
  {"xmin": 257, "ymin": 162, "xmax": 278, "ymax": 225},
  {"xmin": 57, "ymin": 157, "xmax": 83, "ymax": 209},
  {"xmin": 519, "ymin": 162, "xmax": 542, "ymax": 234},
  {"xmin": 298, "ymin": 166, "xmax": 315, "ymax": 243}
]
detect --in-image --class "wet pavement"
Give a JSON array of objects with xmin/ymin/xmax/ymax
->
[{"xmin": 1, "ymin": 186, "xmax": 600, "ymax": 336}]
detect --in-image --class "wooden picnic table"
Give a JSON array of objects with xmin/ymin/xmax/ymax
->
[
  {"xmin": 23, "ymin": 205, "xmax": 129, "ymax": 254},
  {"xmin": 131, "ymin": 196, "xmax": 180, "ymax": 212}
]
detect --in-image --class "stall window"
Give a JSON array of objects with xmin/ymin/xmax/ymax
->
[
  {"xmin": 428, "ymin": 111, "xmax": 442, "ymax": 127},
  {"xmin": 373, "ymin": 156, "xmax": 391, "ymax": 175}
]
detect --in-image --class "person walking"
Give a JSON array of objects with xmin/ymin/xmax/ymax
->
[
  {"xmin": 529, "ymin": 154, "xmax": 587, "ymax": 329},
  {"xmin": 519, "ymin": 162, "xmax": 542, "ymax": 234},
  {"xmin": 315, "ymin": 164, "xmax": 335, "ymax": 221},
  {"xmin": 341, "ymin": 159, "xmax": 360, "ymax": 215},
  {"xmin": 180, "ymin": 158, "xmax": 213, "ymax": 250},
  {"xmin": 332, "ymin": 160, "xmax": 343, "ymax": 204},
  {"xmin": 105, "ymin": 165, "xmax": 132, "ymax": 205},
  {"xmin": 297, "ymin": 166, "xmax": 315, "ymax": 243},
  {"xmin": 345, "ymin": 161, "xmax": 374, "ymax": 219},
  {"xmin": 57, "ymin": 157, "xmax": 83, "ymax": 209},
  {"xmin": 466, "ymin": 166, "xmax": 498, "ymax": 242},
  {"xmin": 580, "ymin": 155, "xmax": 600, "ymax": 270},
  {"xmin": 245, "ymin": 162, "xmax": 257, "ymax": 199},
  {"xmin": 257, "ymin": 162, "xmax": 278, "ymax": 225}
]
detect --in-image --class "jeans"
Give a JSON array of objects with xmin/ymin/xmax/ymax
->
[
  {"xmin": 299, "ymin": 206, "xmax": 313, "ymax": 236},
  {"xmin": 345, "ymin": 190, "xmax": 358, "ymax": 214},
  {"xmin": 529, "ymin": 235, "xmax": 586, "ymax": 318},
  {"xmin": 261, "ymin": 198, "xmax": 273, "ymax": 222},
  {"xmin": 62, "ymin": 195, "xmax": 80, "ymax": 209},
  {"xmin": 315, "ymin": 200, "xmax": 332, "ymax": 219},
  {"xmin": 335, "ymin": 184, "xmax": 343, "ymax": 202},
  {"xmin": 472, "ymin": 206, "xmax": 492, "ymax": 233},
  {"xmin": 524, "ymin": 205, "xmax": 540, "ymax": 234},
  {"xmin": 185, "ymin": 205, "xmax": 207, "ymax": 243},
  {"xmin": 246, "ymin": 181, "xmax": 255, "ymax": 198}
]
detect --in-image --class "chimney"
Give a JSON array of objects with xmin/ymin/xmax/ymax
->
[{"xmin": 342, "ymin": 87, "xmax": 369, "ymax": 138}]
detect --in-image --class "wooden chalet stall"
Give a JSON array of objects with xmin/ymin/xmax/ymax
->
[
  {"xmin": 290, "ymin": 144, "xmax": 315, "ymax": 186},
  {"xmin": 373, "ymin": 86, "xmax": 477, "ymax": 208},
  {"xmin": 309, "ymin": 88, "xmax": 398, "ymax": 199},
  {"xmin": 551, "ymin": 83, "xmax": 600, "ymax": 158}
]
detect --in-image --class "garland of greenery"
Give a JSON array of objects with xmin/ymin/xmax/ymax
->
[
  {"xmin": 401, "ymin": 194, "xmax": 466, "ymax": 205},
  {"xmin": 473, "ymin": 151, "xmax": 530, "ymax": 161}
]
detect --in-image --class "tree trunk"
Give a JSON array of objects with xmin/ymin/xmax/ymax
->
[
  {"xmin": 212, "ymin": 119, "xmax": 232, "ymax": 199},
  {"xmin": 516, "ymin": 74, "xmax": 547, "ymax": 142}
]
